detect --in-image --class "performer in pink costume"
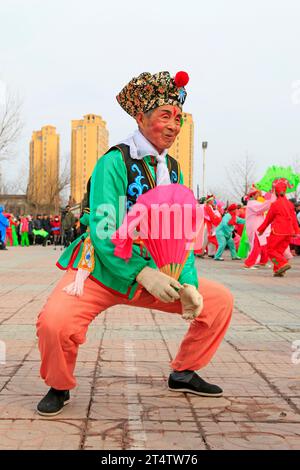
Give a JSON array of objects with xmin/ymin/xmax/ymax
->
[{"xmin": 244, "ymin": 188, "xmax": 275, "ymax": 269}]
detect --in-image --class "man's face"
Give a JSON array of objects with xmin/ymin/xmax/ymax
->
[{"xmin": 136, "ymin": 105, "xmax": 182, "ymax": 153}]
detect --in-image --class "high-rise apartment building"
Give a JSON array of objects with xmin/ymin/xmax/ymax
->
[
  {"xmin": 71, "ymin": 114, "xmax": 109, "ymax": 204},
  {"xmin": 27, "ymin": 125, "xmax": 60, "ymax": 211},
  {"xmin": 169, "ymin": 112, "xmax": 194, "ymax": 189}
]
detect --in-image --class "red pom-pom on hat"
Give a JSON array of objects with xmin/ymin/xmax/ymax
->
[{"xmin": 174, "ymin": 71, "xmax": 189, "ymax": 88}]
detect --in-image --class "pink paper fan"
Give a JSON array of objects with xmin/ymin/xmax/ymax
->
[{"xmin": 111, "ymin": 185, "xmax": 204, "ymax": 279}]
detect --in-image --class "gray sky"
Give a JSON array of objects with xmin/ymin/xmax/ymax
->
[{"xmin": 1, "ymin": 0, "xmax": 300, "ymax": 198}]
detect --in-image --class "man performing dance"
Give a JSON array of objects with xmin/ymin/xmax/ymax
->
[
  {"xmin": 258, "ymin": 180, "xmax": 300, "ymax": 277},
  {"xmin": 36, "ymin": 71, "xmax": 233, "ymax": 416}
]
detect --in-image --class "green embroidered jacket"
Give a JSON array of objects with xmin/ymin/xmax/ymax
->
[{"xmin": 57, "ymin": 148, "xmax": 198, "ymax": 299}]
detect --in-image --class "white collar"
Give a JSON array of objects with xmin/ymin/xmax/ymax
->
[{"xmin": 119, "ymin": 129, "xmax": 171, "ymax": 185}]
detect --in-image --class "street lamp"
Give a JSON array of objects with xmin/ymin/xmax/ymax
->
[{"xmin": 202, "ymin": 141, "xmax": 208, "ymax": 196}]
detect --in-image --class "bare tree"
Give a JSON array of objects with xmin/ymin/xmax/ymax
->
[
  {"xmin": 16, "ymin": 160, "xmax": 29, "ymax": 194},
  {"xmin": 48, "ymin": 159, "xmax": 71, "ymax": 212},
  {"xmin": 0, "ymin": 89, "xmax": 23, "ymax": 161},
  {"xmin": 226, "ymin": 154, "xmax": 256, "ymax": 201},
  {"xmin": 0, "ymin": 181, "xmax": 17, "ymax": 194},
  {"xmin": 206, "ymin": 185, "xmax": 231, "ymax": 203},
  {"xmin": 0, "ymin": 159, "xmax": 29, "ymax": 195},
  {"xmin": 27, "ymin": 153, "xmax": 71, "ymax": 213},
  {"xmin": 0, "ymin": 164, "xmax": 16, "ymax": 194},
  {"xmin": 0, "ymin": 164, "xmax": 3, "ymax": 193}
]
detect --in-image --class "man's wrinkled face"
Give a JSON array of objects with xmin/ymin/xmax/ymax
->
[{"xmin": 136, "ymin": 105, "xmax": 182, "ymax": 153}]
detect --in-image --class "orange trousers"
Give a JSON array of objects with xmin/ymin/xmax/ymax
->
[{"xmin": 36, "ymin": 271, "xmax": 234, "ymax": 390}]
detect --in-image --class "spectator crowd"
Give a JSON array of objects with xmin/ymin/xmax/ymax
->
[{"xmin": 0, "ymin": 205, "xmax": 87, "ymax": 251}]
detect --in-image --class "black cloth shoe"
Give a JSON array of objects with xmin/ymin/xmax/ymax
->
[
  {"xmin": 168, "ymin": 370, "xmax": 223, "ymax": 397},
  {"xmin": 273, "ymin": 272, "xmax": 285, "ymax": 277},
  {"xmin": 277, "ymin": 263, "xmax": 291, "ymax": 275},
  {"xmin": 37, "ymin": 388, "xmax": 70, "ymax": 416}
]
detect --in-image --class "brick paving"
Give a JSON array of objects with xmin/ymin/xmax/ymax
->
[{"xmin": 0, "ymin": 246, "xmax": 299, "ymax": 450}]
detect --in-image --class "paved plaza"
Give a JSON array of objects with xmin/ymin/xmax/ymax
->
[{"xmin": 0, "ymin": 246, "xmax": 300, "ymax": 450}]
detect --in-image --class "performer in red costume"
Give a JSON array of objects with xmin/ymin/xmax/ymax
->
[
  {"xmin": 258, "ymin": 180, "xmax": 300, "ymax": 277},
  {"xmin": 204, "ymin": 195, "xmax": 222, "ymax": 257},
  {"xmin": 5, "ymin": 214, "xmax": 13, "ymax": 246},
  {"xmin": 51, "ymin": 215, "xmax": 61, "ymax": 249}
]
